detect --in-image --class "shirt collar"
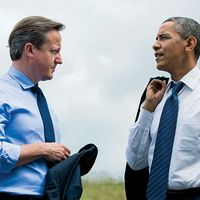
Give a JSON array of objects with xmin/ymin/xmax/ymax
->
[
  {"xmin": 181, "ymin": 66, "xmax": 200, "ymax": 90},
  {"xmin": 8, "ymin": 66, "xmax": 35, "ymax": 90},
  {"xmin": 166, "ymin": 66, "xmax": 200, "ymax": 92}
]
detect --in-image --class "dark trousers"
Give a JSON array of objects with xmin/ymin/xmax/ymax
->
[
  {"xmin": 167, "ymin": 194, "xmax": 200, "ymax": 200},
  {"xmin": 167, "ymin": 188, "xmax": 200, "ymax": 200},
  {"xmin": 167, "ymin": 196, "xmax": 200, "ymax": 200},
  {"xmin": 0, "ymin": 193, "xmax": 47, "ymax": 200}
]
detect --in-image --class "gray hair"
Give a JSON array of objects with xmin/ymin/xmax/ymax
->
[
  {"xmin": 8, "ymin": 16, "xmax": 65, "ymax": 60},
  {"xmin": 163, "ymin": 17, "xmax": 200, "ymax": 61}
]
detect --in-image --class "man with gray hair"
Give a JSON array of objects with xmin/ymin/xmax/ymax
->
[
  {"xmin": 125, "ymin": 17, "xmax": 200, "ymax": 200},
  {"xmin": 0, "ymin": 16, "xmax": 71, "ymax": 199}
]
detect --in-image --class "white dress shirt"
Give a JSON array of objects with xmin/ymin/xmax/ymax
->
[{"xmin": 126, "ymin": 66, "xmax": 200, "ymax": 190}]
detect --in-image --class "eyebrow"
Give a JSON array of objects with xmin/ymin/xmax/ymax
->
[{"xmin": 156, "ymin": 33, "xmax": 171, "ymax": 40}]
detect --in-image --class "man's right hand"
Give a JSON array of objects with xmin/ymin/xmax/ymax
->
[{"xmin": 143, "ymin": 79, "xmax": 167, "ymax": 112}]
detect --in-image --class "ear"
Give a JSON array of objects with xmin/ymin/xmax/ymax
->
[
  {"xmin": 24, "ymin": 43, "xmax": 34, "ymax": 58},
  {"xmin": 185, "ymin": 36, "xmax": 197, "ymax": 52}
]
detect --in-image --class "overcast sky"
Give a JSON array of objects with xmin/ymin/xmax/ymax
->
[{"xmin": 0, "ymin": 0, "xmax": 199, "ymax": 180}]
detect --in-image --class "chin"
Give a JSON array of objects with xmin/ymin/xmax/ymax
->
[
  {"xmin": 42, "ymin": 75, "xmax": 53, "ymax": 81},
  {"xmin": 156, "ymin": 63, "xmax": 165, "ymax": 71},
  {"xmin": 48, "ymin": 72, "xmax": 54, "ymax": 79},
  {"xmin": 48, "ymin": 76, "xmax": 54, "ymax": 80}
]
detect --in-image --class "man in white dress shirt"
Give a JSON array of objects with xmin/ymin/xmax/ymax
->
[{"xmin": 126, "ymin": 17, "xmax": 200, "ymax": 200}]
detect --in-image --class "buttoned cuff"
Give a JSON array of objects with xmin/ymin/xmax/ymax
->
[
  {"xmin": 137, "ymin": 107, "xmax": 154, "ymax": 128},
  {"xmin": 0, "ymin": 142, "xmax": 21, "ymax": 173}
]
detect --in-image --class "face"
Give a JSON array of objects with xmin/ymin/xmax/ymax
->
[
  {"xmin": 152, "ymin": 21, "xmax": 187, "ymax": 75},
  {"xmin": 32, "ymin": 30, "xmax": 62, "ymax": 82}
]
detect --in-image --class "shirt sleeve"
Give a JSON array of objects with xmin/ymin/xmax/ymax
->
[
  {"xmin": 126, "ymin": 107, "xmax": 153, "ymax": 170},
  {"xmin": 0, "ymin": 101, "xmax": 21, "ymax": 174},
  {"xmin": 0, "ymin": 142, "xmax": 21, "ymax": 173}
]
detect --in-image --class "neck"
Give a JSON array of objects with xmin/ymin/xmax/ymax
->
[
  {"xmin": 171, "ymin": 63, "xmax": 196, "ymax": 82},
  {"xmin": 12, "ymin": 61, "xmax": 39, "ymax": 84}
]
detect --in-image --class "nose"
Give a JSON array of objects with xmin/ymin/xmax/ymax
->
[
  {"xmin": 152, "ymin": 40, "xmax": 161, "ymax": 51},
  {"xmin": 55, "ymin": 53, "xmax": 62, "ymax": 64}
]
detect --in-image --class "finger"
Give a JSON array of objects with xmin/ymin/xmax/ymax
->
[
  {"xmin": 64, "ymin": 150, "xmax": 71, "ymax": 157},
  {"xmin": 63, "ymin": 146, "xmax": 71, "ymax": 154}
]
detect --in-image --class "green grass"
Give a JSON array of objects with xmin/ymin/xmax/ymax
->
[{"xmin": 81, "ymin": 178, "xmax": 126, "ymax": 200}]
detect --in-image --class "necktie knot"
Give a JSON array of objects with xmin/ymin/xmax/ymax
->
[
  {"xmin": 31, "ymin": 85, "xmax": 44, "ymax": 98},
  {"xmin": 171, "ymin": 82, "xmax": 184, "ymax": 98}
]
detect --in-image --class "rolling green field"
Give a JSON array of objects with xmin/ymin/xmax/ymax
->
[{"xmin": 81, "ymin": 178, "xmax": 126, "ymax": 200}]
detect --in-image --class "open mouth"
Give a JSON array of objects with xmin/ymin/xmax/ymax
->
[
  {"xmin": 155, "ymin": 52, "xmax": 164, "ymax": 58},
  {"xmin": 155, "ymin": 52, "xmax": 164, "ymax": 61},
  {"xmin": 51, "ymin": 67, "xmax": 56, "ymax": 72}
]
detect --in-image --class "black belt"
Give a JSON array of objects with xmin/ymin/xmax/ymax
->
[
  {"xmin": 0, "ymin": 193, "xmax": 46, "ymax": 200},
  {"xmin": 167, "ymin": 187, "xmax": 200, "ymax": 200}
]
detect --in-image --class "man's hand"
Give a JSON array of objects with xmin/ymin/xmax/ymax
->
[
  {"xmin": 16, "ymin": 143, "xmax": 71, "ymax": 167},
  {"xmin": 143, "ymin": 79, "xmax": 167, "ymax": 112},
  {"xmin": 42, "ymin": 143, "xmax": 71, "ymax": 161}
]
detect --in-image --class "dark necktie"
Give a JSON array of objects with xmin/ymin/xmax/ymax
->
[
  {"xmin": 146, "ymin": 82, "xmax": 184, "ymax": 200},
  {"xmin": 31, "ymin": 85, "xmax": 55, "ymax": 142}
]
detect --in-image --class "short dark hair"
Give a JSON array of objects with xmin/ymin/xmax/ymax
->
[
  {"xmin": 8, "ymin": 16, "xmax": 65, "ymax": 60},
  {"xmin": 163, "ymin": 17, "xmax": 200, "ymax": 61}
]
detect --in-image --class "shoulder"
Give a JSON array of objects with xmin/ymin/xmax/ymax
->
[{"xmin": 0, "ymin": 74, "xmax": 22, "ymax": 102}]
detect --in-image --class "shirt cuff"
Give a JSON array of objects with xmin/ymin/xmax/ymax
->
[
  {"xmin": 137, "ymin": 107, "xmax": 154, "ymax": 128},
  {"xmin": 1, "ymin": 142, "xmax": 21, "ymax": 173}
]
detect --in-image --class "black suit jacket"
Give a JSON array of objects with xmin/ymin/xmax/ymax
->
[
  {"xmin": 45, "ymin": 143, "xmax": 98, "ymax": 200},
  {"xmin": 124, "ymin": 76, "xmax": 169, "ymax": 200}
]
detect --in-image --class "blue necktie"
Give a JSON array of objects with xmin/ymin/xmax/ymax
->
[
  {"xmin": 146, "ymin": 82, "xmax": 184, "ymax": 200},
  {"xmin": 31, "ymin": 85, "xmax": 55, "ymax": 142}
]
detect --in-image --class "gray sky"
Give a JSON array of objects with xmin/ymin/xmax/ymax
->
[{"xmin": 0, "ymin": 0, "xmax": 199, "ymax": 180}]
